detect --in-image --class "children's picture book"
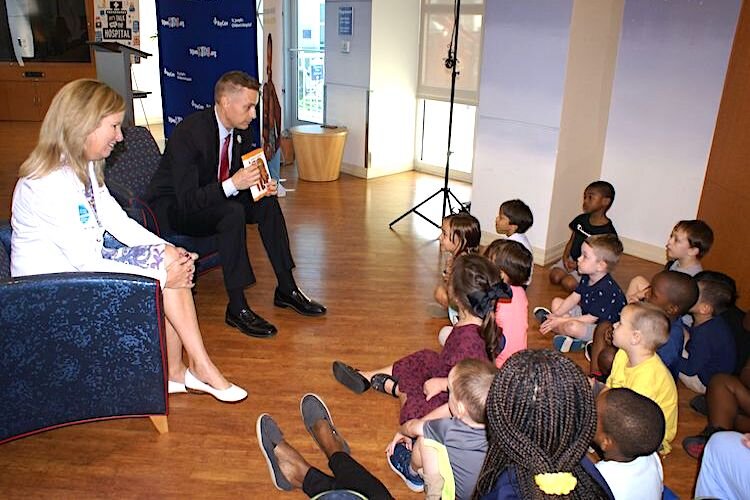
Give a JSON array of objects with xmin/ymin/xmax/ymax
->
[{"xmin": 241, "ymin": 148, "xmax": 272, "ymax": 201}]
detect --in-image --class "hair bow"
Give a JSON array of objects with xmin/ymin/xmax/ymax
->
[{"xmin": 467, "ymin": 281, "xmax": 512, "ymax": 318}]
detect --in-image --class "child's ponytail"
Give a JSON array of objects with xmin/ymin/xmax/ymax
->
[{"xmin": 468, "ymin": 282, "xmax": 512, "ymax": 360}]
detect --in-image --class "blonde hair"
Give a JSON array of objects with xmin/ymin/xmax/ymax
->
[
  {"xmin": 19, "ymin": 79, "xmax": 125, "ymax": 187},
  {"xmin": 585, "ymin": 233, "xmax": 624, "ymax": 270},
  {"xmin": 626, "ymin": 302, "xmax": 670, "ymax": 350}
]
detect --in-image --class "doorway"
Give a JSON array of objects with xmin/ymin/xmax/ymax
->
[{"xmin": 287, "ymin": 0, "xmax": 326, "ymax": 125}]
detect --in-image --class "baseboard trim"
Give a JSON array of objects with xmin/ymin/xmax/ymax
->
[
  {"xmin": 340, "ymin": 162, "xmax": 414, "ymax": 179},
  {"xmin": 620, "ymin": 236, "xmax": 667, "ymax": 265},
  {"xmin": 479, "ymin": 232, "xmax": 666, "ymax": 268}
]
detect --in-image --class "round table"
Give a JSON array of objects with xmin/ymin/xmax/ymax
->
[{"xmin": 290, "ymin": 125, "xmax": 348, "ymax": 181}]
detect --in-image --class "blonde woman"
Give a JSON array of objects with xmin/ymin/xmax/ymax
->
[{"xmin": 10, "ymin": 79, "xmax": 246, "ymax": 403}]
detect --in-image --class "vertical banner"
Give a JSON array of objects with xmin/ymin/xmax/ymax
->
[{"xmin": 156, "ymin": 0, "xmax": 259, "ymax": 141}]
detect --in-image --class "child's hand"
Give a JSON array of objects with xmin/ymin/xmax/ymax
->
[
  {"xmin": 539, "ymin": 316, "xmax": 562, "ymax": 335},
  {"xmin": 423, "ymin": 377, "xmax": 448, "ymax": 401},
  {"xmin": 400, "ymin": 418, "xmax": 425, "ymax": 438},
  {"xmin": 742, "ymin": 433, "xmax": 750, "ymax": 449},
  {"xmin": 385, "ymin": 432, "xmax": 411, "ymax": 457},
  {"xmin": 563, "ymin": 256, "xmax": 577, "ymax": 272}
]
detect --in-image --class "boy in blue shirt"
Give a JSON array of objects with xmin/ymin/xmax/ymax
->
[
  {"xmin": 679, "ymin": 274, "xmax": 737, "ymax": 394},
  {"xmin": 549, "ymin": 181, "xmax": 617, "ymax": 293},
  {"xmin": 588, "ymin": 270, "xmax": 698, "ymax": 381},
  {"xmin": 537, "ymin": 233, "xmax": 626, "ymax": 353}
]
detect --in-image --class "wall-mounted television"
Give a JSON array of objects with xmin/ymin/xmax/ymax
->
[{"xmin": 1, "ymin": 0, "xmax": 90, "ymax": 63}]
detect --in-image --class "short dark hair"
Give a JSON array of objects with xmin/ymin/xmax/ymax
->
[
  {"xmin": 585, "ymin": 233, "xmax": 623, "ymax": 270},
  {"xmin": 600, "ymin": 388, "xmax": 665, "ymax": 460},
  {"xmin": 695, "ymin": 272, "xmax": 735, "ymax": 315},
  {"xmin": 652, "ymin": 270, "xmax": 699, "ymax": 316},
  {"xmin": 484, "ymin": 239, "xmax": 533, "ymax": 286},
  {"xmin": 499, "ymin": 199, "xmax": 534, "ymax": 234},
  {"xmin": 673, "ymin": 220, "xmax": 714, "ymax": 258},
  {"xmin": 693, "ymin": 271, "xmax": 738, "ymax": 309},
  {"xmin": 214, "ymin": 71, "xmax": 261, "ymax": 103},
  {"xmin": 586, "ymin": 180, "xmax": 616, "ymax": 207},
  {"xmin": 450, "ymin": 359, "xmax": 496, "ymax": 424}
]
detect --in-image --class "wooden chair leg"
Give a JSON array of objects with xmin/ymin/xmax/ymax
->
[{"xmin": 149, "ymin": 415, "xmax": 169, "ymax": 434}]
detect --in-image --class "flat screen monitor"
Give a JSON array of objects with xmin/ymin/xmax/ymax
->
[{"xmin": 1, "ymin": 0, "xmax": 91, "ymax": 63}]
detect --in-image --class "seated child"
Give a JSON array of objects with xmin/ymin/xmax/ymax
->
[
  {"xmin": 439, "ymin": 239, "xmax": 532, "ymax": 350},
  {"xmin": 589, "ymin": 270, "xmax": 698, "ymax": 381},
  {"xmin": 494, "ymin": 199, "xmax": 534, "ymax": 285},
  {"xmin": 537, "ymin": 233, "xmax": 626, "ymax": 353},
  {"xmin": 434, "ymin": 212, "xmax": 481, "ymax": 313},
  {"xmin": 594, "ymin": 388, "xmax": 665, "ymax": 500},
  {"xmin": 333, "ymin": 254, "xmax": 510, "ymax": 425},
  {"xmin": 484, "ymin": 239, "xmax": 532, "ymax": 368},
  {"xmin": 679, "ymin": 273, "xmax": 737, "ymax": 394},
  {"xmin": 601, "ymin": 302, "xmax": 678, "ymax": 454},
  {"xmin": 626, "ymin": 219, "xmax": 713, "ymax": 303},
  {"xmin": 473, "ymin": 350, "xmax": 614, "ymax": 499},
  {"xmin": 682, "ymin": 355, "xmax": 750, "ymax": 459},
  {"xmin": 689, "ymin": 271, "xmax": 750, "ymax": 376},
  {"xmin": 385, "ymin": 359, "xmax": 495, "ymax": 498},
  {"xmin": 694, "ymin": 431, "xmax": 750, "ymax": 500},
  {"xmin": 549, "ymin": 180, "xmax": 617, "ymax": 293}
]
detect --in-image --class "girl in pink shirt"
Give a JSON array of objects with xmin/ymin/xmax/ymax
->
[{"xmin": 485, "ymin": 239, "xmax": 533, "ymax": 368}]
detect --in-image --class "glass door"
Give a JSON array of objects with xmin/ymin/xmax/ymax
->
[{"xmin": 288, "ymin": 0, "xmax": 326, "ymax": 125}]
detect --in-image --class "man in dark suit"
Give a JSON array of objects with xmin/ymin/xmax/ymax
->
[{"xmin": 147, "ymin": 71, "xmax": 325, "ymax": 339}]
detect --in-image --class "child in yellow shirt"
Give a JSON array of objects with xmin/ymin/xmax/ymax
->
[{"xmin": 598, "ymin": 302, "xmax": 678, "ymax": 454}]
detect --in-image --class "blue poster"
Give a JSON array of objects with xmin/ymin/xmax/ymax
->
[{"xmin": 156, "ymin": 0, "xmax": 259, "ymax": 143}]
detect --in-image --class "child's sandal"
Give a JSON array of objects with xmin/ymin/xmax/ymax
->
[
  {"xmin": 370, "ymin": 373, "xmax": 399, "ymax": 398},
  {"xmin": 332, "ymin": 361, "xmax": 371, "ymax": 394}
]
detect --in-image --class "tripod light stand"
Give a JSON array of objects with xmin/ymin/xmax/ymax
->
[{"xmin": 389, "ymin": 0, "xmax": 467, "ymax": 229}]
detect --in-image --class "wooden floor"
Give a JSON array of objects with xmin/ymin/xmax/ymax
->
[{"xmin": 0, "ymin": 121, "xmax": 702, "ymax": 498}]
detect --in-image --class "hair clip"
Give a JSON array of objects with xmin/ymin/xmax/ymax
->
[{"xmin": 534, "ymin": 472, "xmax": 577, "ymax": 495}]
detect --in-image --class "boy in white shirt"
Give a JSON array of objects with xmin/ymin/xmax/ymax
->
[
  {"xmin": 593, "ymin": 388, "xmax": 665, "ymax": 500},
  {"xmin": 495, "ymin": 199, "xmax": 534, "ymax": 285}
]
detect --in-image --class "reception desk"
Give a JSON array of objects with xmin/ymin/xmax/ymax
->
[{"xmin": 290, "ymin": 125, "xmax": 348, "ymax": 181}]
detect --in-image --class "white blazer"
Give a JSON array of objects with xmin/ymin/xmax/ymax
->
[{"xmin": 11, "ymin": 162, "xmax": 168, "ymax": 285}]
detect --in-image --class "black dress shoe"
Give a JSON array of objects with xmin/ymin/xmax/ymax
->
[
  {"xmin": 225, "ymin": 306, "xmax": 277, "ymax": 338},
  {"xmin": 274, "ymin": 287, "xmax": 326, "ymax": 316}
]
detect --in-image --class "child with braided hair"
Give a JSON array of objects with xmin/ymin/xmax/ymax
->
[
  {"xmin": 473, "ymin": 349, "xmax": 614, "ymax": 500},
  {"xmin": 332, "ymin": 254, "xmax": 511, "ymax": 425}
]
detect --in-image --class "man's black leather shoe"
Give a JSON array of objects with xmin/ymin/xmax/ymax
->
[
  {"xmin": 274, "ymin": 287, "xmax": 327, "ymax": 316},
  {"xmin": 226, "ymin": 306, "xmax": 277, "ymax": 338}
]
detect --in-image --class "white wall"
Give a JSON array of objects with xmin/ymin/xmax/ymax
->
[
  {"xmin": 471, "ymin": 0, "xmax": 573, "ymax": 258},
  {"xmin": 367, "ymin": 0, "xmax": 420, "ymax": 174},
  {"xmin": 600, "ymin": 0, "xmax": 740, "ymax": 256},
  {"xmin": 325, "ymin": 0, "xmax": 372, "ymax": 168},
  {"xmin": 131, "ymin": 0, "xmax": 163, "ymax": 125}
]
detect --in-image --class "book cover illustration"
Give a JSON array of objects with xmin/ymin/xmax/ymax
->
[{"xmin": 241, "ymin": 147, "xmax": 272, "ymax": 201}]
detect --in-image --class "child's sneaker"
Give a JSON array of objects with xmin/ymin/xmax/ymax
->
[
  {"xmin": 553, "ymin": 335, "xmax": 587, "ymax": 353},
  {"xmin": 438, "ymin": 325, "xmax": 453, "ymax": 346},
  {"xmin": 388, "ymin": 443, "xmax": 424, "ymax": 492},
  {"xmin": 689, "ymin": 395, "xmax": 708, "ymax": 416},
  {"xmin": 533, "ymin": 306, "xmax": 551, "ymax": 324},
  {"xmin": 584, "ymin": 341, "xmax": 593, "ymax": 362},
  {"xmin": 682, "ymin": 434, "xmax": 708, "ymax": 459}
]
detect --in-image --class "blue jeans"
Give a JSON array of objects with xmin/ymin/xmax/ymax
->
[{"xmin": 268, "ymin": 149, "xmax": 281, "ymax": 181}]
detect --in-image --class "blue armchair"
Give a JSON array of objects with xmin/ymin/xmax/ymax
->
[{"xmin": 0, "ymin": 221, "xmax": 169, "ymax": 444}]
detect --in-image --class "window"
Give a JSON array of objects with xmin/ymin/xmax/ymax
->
[{"xmin": 415, "ymin": 0, "xmax": 484, "ymax": 179}]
